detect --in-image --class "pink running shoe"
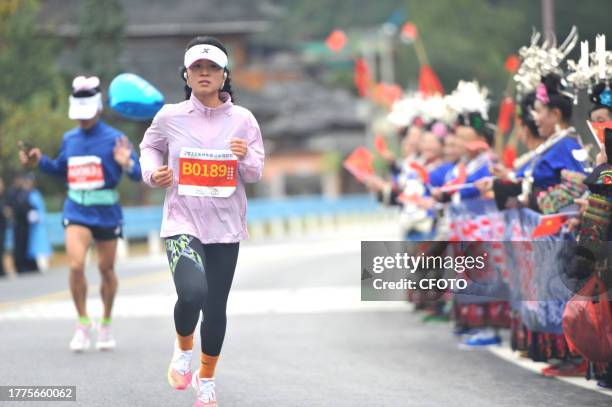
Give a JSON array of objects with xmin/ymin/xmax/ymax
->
[
  {"xmin": 192, "ymin": 374, "xmax": 217, "ymax": 407},
  {"xmin": 167, "ymin": 341, "xmax": 193, "ymax": 390},
  {"xmin": 69, "ymin": 322, "xmax": 91, "ymax": 352},
  {"xmin": 96, "ymin": 323, "xmax": 116, "ymax": 351}
]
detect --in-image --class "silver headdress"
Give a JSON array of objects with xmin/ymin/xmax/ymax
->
[
  {"xmin": 446, "ymin": 80, "xmax": 490, "ymax": 120},
  {"xmin": 514, "ymin": 26, "xmax": 579, "ymax": 98},
  {"xmin": 566, "ymin": 34, "xmax": 612, "ymax": 103},
  {"xmin": 387, "ymin": 92, "xmax": 426, "ymax": 128}
]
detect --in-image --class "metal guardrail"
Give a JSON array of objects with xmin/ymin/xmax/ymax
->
[{"xmin": 4, "ymin": 194, "xmax": 385, "ymax": 248}]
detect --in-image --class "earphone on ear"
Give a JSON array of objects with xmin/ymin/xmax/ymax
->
[{"xmin": 223, "ymin": 71, "xmax": 228, "ymax": 80}]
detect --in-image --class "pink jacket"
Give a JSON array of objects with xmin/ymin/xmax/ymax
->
[{"xmin": 139, "ymin": 93, "xmax": 264, "ymax": 243}]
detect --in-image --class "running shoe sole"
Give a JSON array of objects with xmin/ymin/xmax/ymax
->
[{"xmin": 168, "ymin": 365, "xmax": 192, "ymax": 390}]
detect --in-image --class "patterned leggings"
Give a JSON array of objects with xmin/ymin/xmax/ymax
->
[{"xmin": 165, "ymin": 235, "xmax": 239, "ymax": 356}]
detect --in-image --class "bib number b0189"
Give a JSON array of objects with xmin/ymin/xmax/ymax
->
[{"xmin": 178, "ymin": 147, "xmax": 237, "ymax": 198}]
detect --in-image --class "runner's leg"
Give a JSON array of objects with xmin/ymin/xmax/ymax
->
[
  {"xmin": 96, "ymin": 238, "xmax": 119, "ymax": 320},
  {"xmin": 198, "ymin": 242, "xmax": 239, "ymax": 378},
  {"xmin": 166, "ymin": 235, "xmax": 207, "ymax": 340},
  {"xmin": 65, "ymin": 225, "xmax": 93, "ymax": 318},
  {"xmin": 165, "ymin": 235, "xmax": 206, "ymax": 389}
]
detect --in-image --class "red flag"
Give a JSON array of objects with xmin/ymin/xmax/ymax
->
[
  {"xmin": 531, "ymin": 214, "xmax": 567, "ymax": 238},
  {"xmin": 505, "ymin": 54, "xmax": 520, "ymax": 74},
  {"xmin": 373, "ymin": 83, "xmax": 403, "ymax": 108},
  {"xmin": 326, "ymin": 29, "xmax": 347, "ymax": 53},
  {"xmin": 497, "ymin": 97, "xmax": 515, "ymax": 134},
  {"xmin": 409, "ymin": 161, "xmax": 429, "ymax": 183},
  {"xmin": 418, "ymin": 65, "xmax": 444, "ymax": 96},
  {"xmin": 586, "ymin": 120, "xmax": 612, "ymax": 149},
  {"xmin": 374, "ymin": 134, "xmax": 389, "ymax": 155},
  {"xmin": 400, "ymin": 22, "xmax": 418, "ymax": 41},
  {"xmin": 447, "ymin": 163, "xmax": 467, "ymax": 186},
  {"xmin": 503, "ymin": 145, "xmax": 517, "ymax": 168},
  {"xmin": 440, "ymin": 163, "xmax": 467, "ymax": 193},
  {"xmin": 354, "ymin": 58, "xmax": 372, "ymax": 97},
  {"xmin": 343, "ymin": 147, "xmax": 374, "ymax": 182}
]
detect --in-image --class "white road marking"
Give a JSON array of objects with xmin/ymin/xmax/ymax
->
[
  {"xmin": 487, "ymin": 344, "xmax": 612, "ymax": 397},
  {"xmin": 0, "ymin": 286, "xmax": 410, "ymax": 321}
]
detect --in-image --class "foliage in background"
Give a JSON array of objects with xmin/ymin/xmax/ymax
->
[
  {"xmin": 0, "ymin": 0, "xmax": 72, "ymax": 195},
  {"xmin": 266, "ymin": 0, "xmax": 611, "ymax": 102},
  {"xmin": 77, "ymin": 0, "xmax": 126, "ymax": 84}
]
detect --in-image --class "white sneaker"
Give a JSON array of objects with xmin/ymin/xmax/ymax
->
[
  {"xmin": 192, "ymin": 374, "xmax": 217, "ymax": 407},
  {"xmin": 69, "ymin": 322, "xmax": 92, "ymax": 352},
  {"xmin": 95, "ymin": 323, "xmax": 116, "ymax": 351},
  {"xmin": 168, "ymin": 340, "xmax": 193, "ymax": 390}
]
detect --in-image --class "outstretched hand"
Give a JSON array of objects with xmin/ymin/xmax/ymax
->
[{"xmin": 113, "ymin": 136, "xmax": 133, "ymax": 168}]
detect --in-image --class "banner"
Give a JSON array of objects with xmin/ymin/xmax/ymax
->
[{"xmin": 447, "ymin": 199, "xmax": 577, "ymax": 333}]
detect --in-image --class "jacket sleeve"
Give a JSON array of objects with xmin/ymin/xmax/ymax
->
[
  {"xmin": 238, "ymin": 117, "xmax": 265, "ymax": 183},
  {"xmin": 139, "ymin": 107, "xmax": 168, "ymax": 188},
  {"xmin": 125, "ymin": 148, "xmax": 143, "ymax": 182},
  {"xmin": 38, "ymin": 138, "xmax": 68, "ymax": 178}
]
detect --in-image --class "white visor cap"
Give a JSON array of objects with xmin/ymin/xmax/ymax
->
[
  {"xmin": 68, "ymin": 93, "xmax": 102, "ymax": 120},
  {"xmin": 69, "ymin": 76, "xmax": 102, "ymax": 120},
  {"xmin": 184, "ymin": 44, "xmax": 228, "ymax": 69}
]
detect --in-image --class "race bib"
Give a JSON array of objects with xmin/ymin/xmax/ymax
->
[
  {"xmin": 178, "ymin": 147, "xmax": 237, "ymax": 198},
  {"xmin": 67, "ymin": 156, "xmax": 105, "ymax": 190}
]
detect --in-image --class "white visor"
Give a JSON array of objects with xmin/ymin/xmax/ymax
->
[
  {"xmin": 184, "ymin": 44, "xmax": 228, "ymax": 69},
  {"xmin": 68, "ymin": 93, "xmax": 102, "ymax": 120}
]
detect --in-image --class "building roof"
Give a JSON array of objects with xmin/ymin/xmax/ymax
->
[{"xmin": 39, "ymin": 0, "xmax": 277, "ymax": 35}]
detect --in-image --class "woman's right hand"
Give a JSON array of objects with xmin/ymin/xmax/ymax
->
[
  {"xmin": 19, "ymin": 148, "xmax": 41, "ymax": 168},
  {"xmin": 151, "ymin": 165, "xmax": 174, "ymax": 188},
  {"xmin": 490, "ymin": 163, "xmax": 509, "ymax": 180}
]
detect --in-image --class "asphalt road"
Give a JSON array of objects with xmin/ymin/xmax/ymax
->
[{"xmin": 1, "ymin": 224, "xmax": 611, "ymax": 406}]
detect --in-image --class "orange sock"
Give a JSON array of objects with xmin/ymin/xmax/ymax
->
[
  {"xmin": 176, "ymin": 333, "xmax": 194, "ymax": 351},
  {"xmin": 199, "ymin": 352, "xmax": 219, "ymax": 379}
]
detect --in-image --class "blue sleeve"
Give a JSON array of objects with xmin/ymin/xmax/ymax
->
[
  {"xmin": 535, "ymin": 139, "xmax": 587, "ymax": 188},
  {"xmin": 38, "ymin": 138, "xmax": 68, "ymax": 178},
  {"xmin": 540, "ymin": 138, "xmax": 586, "ymax": 176},
  {"xmin": 429, "ymin": 163, "xmax": 453, "ymax": 188},
  {"xmin": 125, "ymin": 148, "xmax": 143, "ymax": 181},
  {"xmin": 553, "ymin": 139, "xmax": 587, "ymax": 174},
  {"xmin": 460, "ymin": 165, "xmax": 491, "ymax": 200},
  {"xmin": 459, "ymin": 186, "xmax": 480, "ymax": 200}
]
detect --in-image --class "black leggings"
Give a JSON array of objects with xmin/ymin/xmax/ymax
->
[{"xmin": 165, "ymin": 235, "xmax": 239, "ymax": 356}]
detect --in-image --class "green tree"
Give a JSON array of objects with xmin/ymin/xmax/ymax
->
[
  {"xmin": 77, "ymin": 0, "xmax": 126, "ymax": 84},
  {"xmin": 266, "ymin": 0, "xmax": 611, "ymax": 104},
  {"xmin": 0, "ymin": 0, "xmax": 72, "ymax": 188}
]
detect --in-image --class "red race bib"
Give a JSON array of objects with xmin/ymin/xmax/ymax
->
[
  {"xmin": 67, "ymin": 156, "xmax": 104, "ymax": 190},
  {"xmin": 178, "ymin": 147, "xmax": 237, "ymax": 198}
]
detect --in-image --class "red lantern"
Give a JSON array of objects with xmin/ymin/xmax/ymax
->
[
  {"xmin": 354, "ymin": 58, "xmax": 372, "ymax": 97},
  {"xmin": 326, "ymin": 29, "xmax": 347, "ymax": 53},
  {"xmin": 400, "ymin": 22, "xmax": 418, "ymax": 41},
  {"xmin": 504, "ymin": 54, "xmax": 520, "ymax": 74},
  {"xmin": 497, "ymin": 97, "xmax": 515, "ymax": 134}
]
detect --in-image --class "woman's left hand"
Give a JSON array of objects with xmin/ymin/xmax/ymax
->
[
  {"xmin": 114, "ymin": 136, "xmax": 133, "ymax": 168},
  {"xmin": 230, "ymin": 138, "xmax": 248, "ymax": 159}
]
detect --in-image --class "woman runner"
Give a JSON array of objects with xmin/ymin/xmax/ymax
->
[
  {"xmin": 139, "ymin": 36, "xmax": 264, "ymax": 406},
  {"xmin": 19, "ymin": 75, "xmax": 142, "ymax": 351}
]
